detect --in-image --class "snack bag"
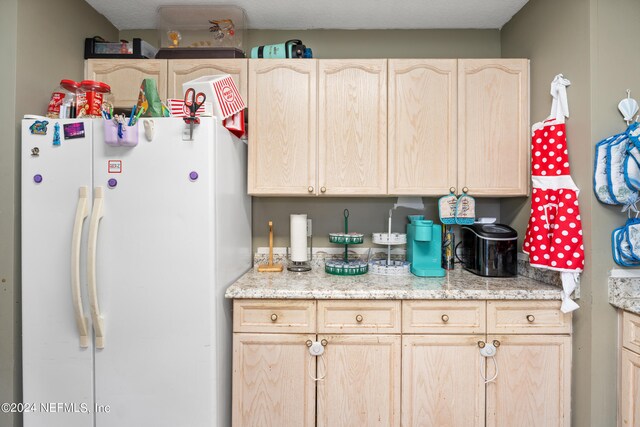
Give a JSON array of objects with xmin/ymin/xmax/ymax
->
[{"xmin": 137, "ymin": 79, "xmax": 163, "ymax": 117}]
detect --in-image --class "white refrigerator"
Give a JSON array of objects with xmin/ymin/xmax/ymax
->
[{"xmin": 21, "ymin": 116, "xmax": 251, "ymax": 427}]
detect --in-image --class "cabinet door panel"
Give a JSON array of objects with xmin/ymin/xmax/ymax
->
[
  {"xmin": 85, "ymin": 59, "xmax": 167, "ymax": 108},
  {"xmin": 318, "ymin": 59, "xmax": 387, "ymax": 195},
  {"xmin": 317, "ymin": 334, "xmax": 400, "ymax": 427},
  {"xmin": 402, "ymin": 335, "xmax": 485, "ymax": 427},
  {"xmin": 623, "ymin": 310, "xmax": 640, "ymax": 354},
  {"xmin": 620, "ymin": 348, "xmax": 640, "ymax": 427},
  {"xmin": 486, "ymin": 335, "xmax": 571, "ymax": 427},
  {"xmin": 248, "ymin": 59, "xmax": 317, "ymax": 195},
  {"xmin": 232, "ymin": 333, "xmax": 316, "ymax": 427},
  {"xmin": 388, "ymin": 59, "xmax": 457, "ymax": 195},
  {"xmin": 167, "ymin": 59, "xmax": 247, "ymax": 101},
  {"xmin": 458, "ymin": 59, "xmax": 529, "ymax": 196}
]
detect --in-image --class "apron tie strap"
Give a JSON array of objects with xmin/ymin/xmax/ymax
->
[
  {"xmin": 560, "ymin": 272, "xmax": 580, "ymax": 313},
  {"xmin": 550, "ymin": 74, "xmax": 571, "ymax": 120}
]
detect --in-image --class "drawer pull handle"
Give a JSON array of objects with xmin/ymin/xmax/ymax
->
[
  {"xmin": 526, "ymin": 315, "xmax": 535, "ymax": 323},
  {"xmin": 441, "ymin": 314, "xmax": 449, "ymax": 323},
  {"xmin": 477, "ymin": 341, "xmax": 486, "ymax": 348},
  {"xmin": 308, "ymin": 186, "xmax": 314, "ymax": 193},
  {"xmin": 355, "ymin": 314, "xmax": 363, "ymax": 323},
  {"xmin": 271, "ymin": 314, "xmax": 278, "ymax": 322}
]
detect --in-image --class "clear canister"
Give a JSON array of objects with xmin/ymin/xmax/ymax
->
[
  {"xmin": 47, "ymin": 79, "xmax": 78, "ymax": 119},
  {"xmin": 77, "ymin": 80, "xmax": 111, "ymax": 118}
]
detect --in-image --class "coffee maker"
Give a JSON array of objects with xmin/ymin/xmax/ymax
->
[{"xmin": 406, "ymin": 216, "xmax": 445, "ymax": 277}]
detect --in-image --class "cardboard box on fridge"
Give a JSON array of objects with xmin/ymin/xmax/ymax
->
[{"xmin": 182, "ymin": 74, "xmax": 246, "ymax": 137}]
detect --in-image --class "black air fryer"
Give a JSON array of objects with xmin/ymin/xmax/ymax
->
[{"xmin": 460, "ymin": 224, "xmax": 517, "ymax": 277}]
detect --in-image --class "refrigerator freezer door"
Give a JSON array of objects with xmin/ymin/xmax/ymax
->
[
  {"xmin": 212, "ymin": 120, "xmax": 252, "ymax": 427},
  {"xmin": 92, "ymin": 118, "xmax": 218, "ymax": 427},
  {"xmin": 22, "ymin": 119, "xmax": 94, "ymax": 427}
]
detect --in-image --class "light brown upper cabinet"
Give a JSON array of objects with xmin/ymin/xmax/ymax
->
[
  {"xmin": 247, "ymin": 59, "xmax": 387, "ymax": 196},
  {"xmin": 85, "ymin": 58, "xmax": 247, "ymax": 110},
  {"xmin": 247, "ymin": 59, "xmax": 318, "ymax": 195},
  {"xmin": 85, "ymin": 59, "xmax": 168, "ymax": 109},
  {"xmin": 167, "ymin": 59, "xmax": 247, "ymax": 102},
  {"xmin": 318, "ymin": 59, "xmax": 388, "ymax": 196},
  {"xmin": 388, "ymin": 59, "xmax": 458, "ymax": 195},
  {"xmin": 458, "ymin": 59, "xmax": 530, "ymax": 196},
  {"xmin": 389, "ymin": 59, "xmax": 529, "ymax": 197}
]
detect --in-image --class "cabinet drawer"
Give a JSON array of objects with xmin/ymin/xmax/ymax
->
[
  {"xmin": 623, "ymin": 310, "xmax": 640, "ymax": 354},
  {"xmin": 487, "ymin": 301, "xmax": 571, "ymax": 334},
  {"xmin": 318, "ymin": 301, "xmax": 401, "ymax": 334},
  {"xmin": 233, "ymin": 300, "xmax": 316, "ymax": 333},
  {"xmin": 402, "ymin": 300, "xmax": 486, "ymax": 334}
]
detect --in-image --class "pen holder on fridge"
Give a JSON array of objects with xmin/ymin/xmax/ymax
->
[{"xmin": 104, "ymin": 121, "xmax": 139, "ymax": 147}]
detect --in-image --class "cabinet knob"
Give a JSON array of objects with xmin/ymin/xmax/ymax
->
[
  {"xmin": 308, "ymin": 186, "xmax": 314, "ymax": 193},
  {"xmin": 320, "ymin": 186, "xmax": 327, "ymax": 193},
  {"xmin": 477, "ymin": 341, "xmax": 486, "ymax": 348},
  {"xmin": 355, "ymin": 314, "xmax": 363, "ymax": 323},
  {"xmin": 306, "ymin": 340, "xmax": 313, "ymax": 347},
  {"xmin": 321, "ymin": 339, "xmax": 328, "ymax": 346},
  {"xmin": 493, "ymin": 340, "xmax": 501, "ymax": 348},
  {"xmin": 270, "ymin": 314, "xmax": 278, "ymax": 322},
  {"xmin": 462, "ymin": 187, "xmax": 469, "ymax": 194},
  {"xmin": 441, "ymin": 314, "xmax": 449, "ymax": 323},
  {"xmin": 526, "ymin": 314, "xmax": 535, "ymax": 323},
  {"xmin": 449, "ymin": 186, "xmax": 456, "ymax": 194}
]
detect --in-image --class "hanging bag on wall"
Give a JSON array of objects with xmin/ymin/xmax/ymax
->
[
  {"xmin": 606, "ymin": 131, "xmax": 637, "ymax": 204},
  {"xmin": 594, "ymin": 133, "xmax": 620, "ymax": 204}
]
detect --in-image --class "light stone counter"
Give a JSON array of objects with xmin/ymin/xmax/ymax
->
[
  {"xmin": 609, "ymin": 275, "xmax": 640, "ymax": 315},
  {"xmin": 225, "ymin": 265, "xmax": 564, "ymax": 301}
]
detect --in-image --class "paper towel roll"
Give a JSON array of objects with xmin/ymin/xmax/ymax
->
[{"xmin": 290, "ymin": 214, "xmax": 308, "ymax": 262}]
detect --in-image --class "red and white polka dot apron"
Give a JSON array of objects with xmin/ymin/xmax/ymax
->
[{"xmin": 522, "ymin": 75, "xmax": 583, "ymax": 313}]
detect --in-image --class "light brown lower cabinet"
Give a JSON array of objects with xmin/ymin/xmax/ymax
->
[
  {"xmin": 485, "ymin": 335, "xmax": 571, "ymax": 427},
  {"xmin": 231, "ymin": 299, "xmax": 571, "ymax": 427},
  {"xmin": 620, "ymin": 348, "xmax": 640, "ymax": 427},
  {"xmin": 620, "ymin": 310, "xmax": 640, "ymax": 427},
  {"xmin": 317, "ymin": 335, "xmax": 401, "ymax": 427},
  {"xmin": 402, "ymin": 335, "xmax": 486, "ymax": 427},
  {"xmin": 232, "ymin": 333, "xmax": 316, "ymax": 427}
]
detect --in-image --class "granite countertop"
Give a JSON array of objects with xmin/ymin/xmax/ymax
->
[
  {"xmin": 609, "ymin": 274, "xmax": 640, "ymax": 315},
  {"xmin": 225, "ymin": 265, "xmax": 565, "ymax": 301}
]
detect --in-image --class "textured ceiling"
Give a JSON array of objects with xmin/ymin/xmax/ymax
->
[{"xmin": 85, "ymin": 0, "xmax": 529, "ymax": 30}]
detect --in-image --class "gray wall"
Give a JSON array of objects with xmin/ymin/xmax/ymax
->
[
  {"xmin": 0, "ymin": 1, "xmax": 19, "ymax": 425},
  {"xmin": 254, "ymin": 197, "xmax": 502, "ymax": 249},
  {"xmin": 501, "ymin": 0, "xmax": 626, "ymax": 425},
  {"xmin": 589, "ymin": 0, "xmax": 640, "ymax": 425},
  {"xmin": 0, "ymin": 2, "xmax": 117, "ymax": 426},
  {"xmin": 121, "ymin": 29, "xmax": 501, "ymax": 59}
]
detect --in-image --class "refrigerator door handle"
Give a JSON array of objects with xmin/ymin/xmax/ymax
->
[
  {"xmin": 88, "ymin": 186, "xmax": 106, "ymax": 349},
  {"xmin": 71, "ymin": 186, "xmax": 90, "ymax": 348}
]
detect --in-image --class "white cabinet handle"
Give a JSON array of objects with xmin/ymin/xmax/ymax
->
[
  {"xmin": 88, "ymin": 187, "xmax": 105, "ymax": 349},
  {"xmin": 71, "ymin": 187, "xmax": 90, "ymax": 348}
]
